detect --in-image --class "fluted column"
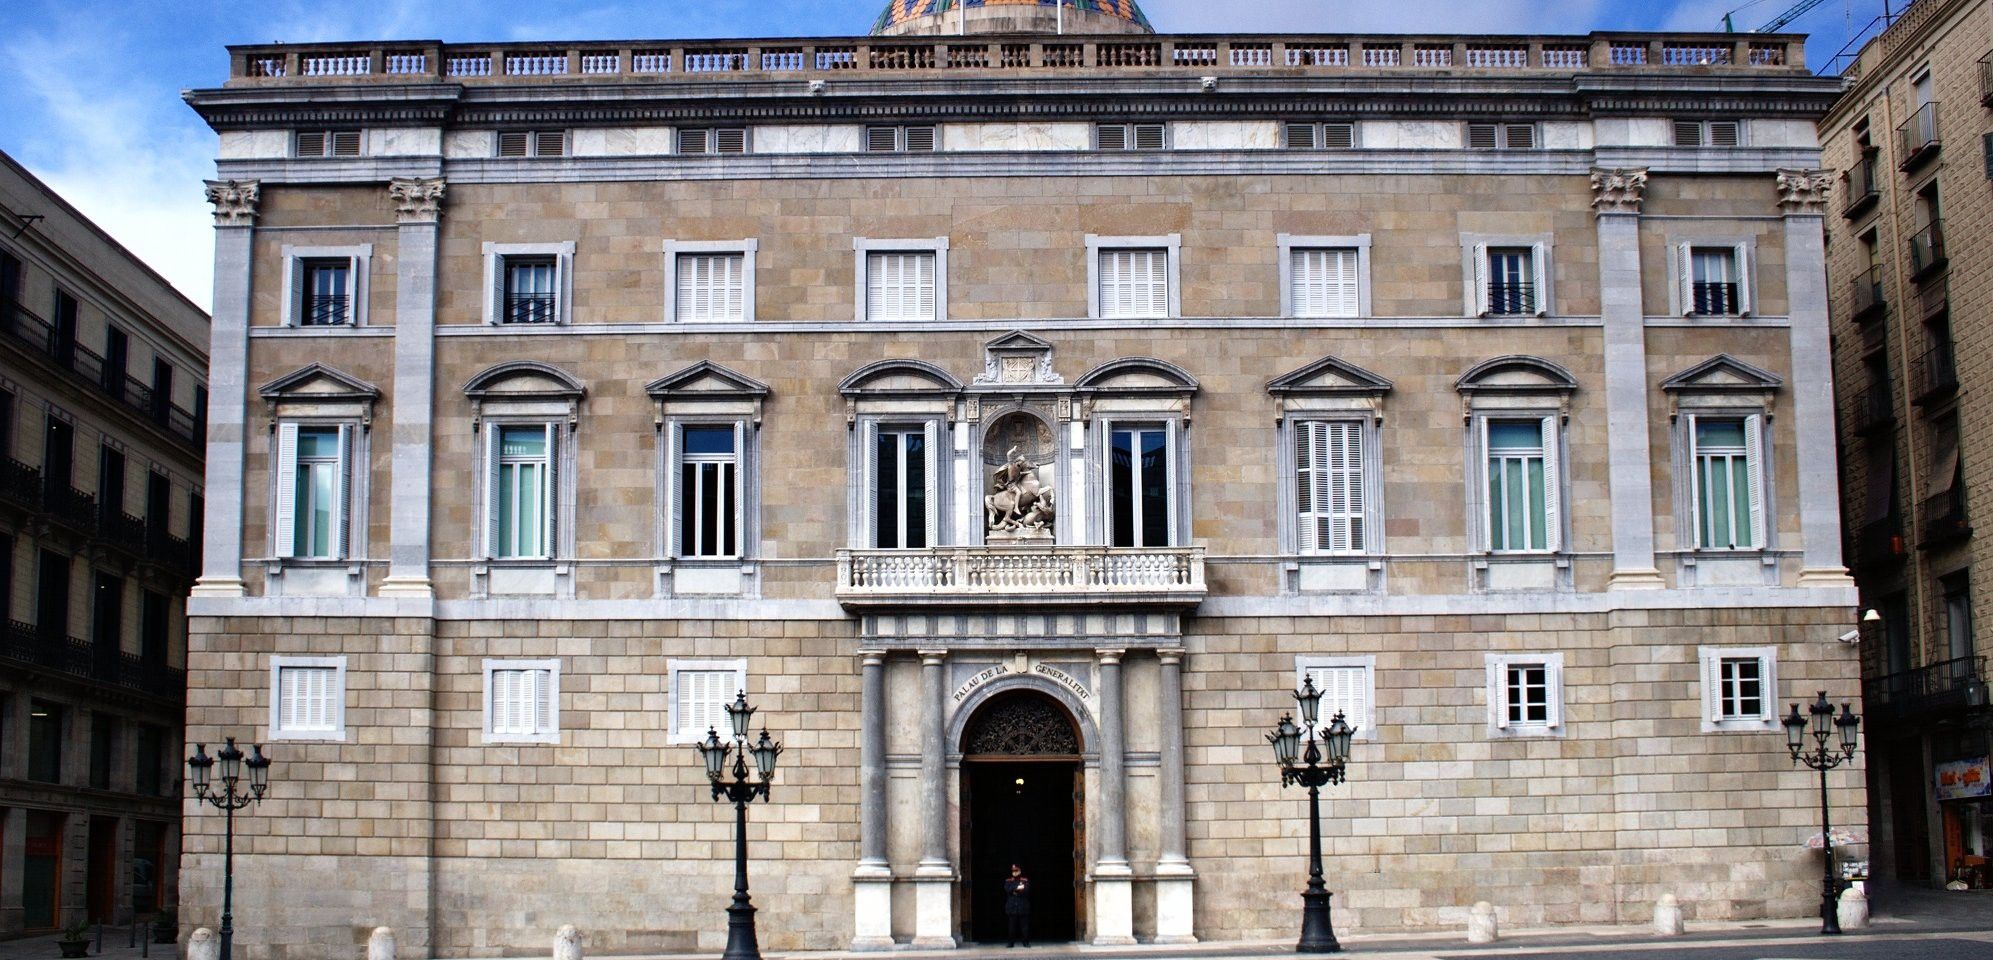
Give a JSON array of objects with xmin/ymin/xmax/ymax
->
[
  {"xmin": 1778, "ymin": 170, "xmax": 1856, "ymax": 586},
  {"xmin": 1092, "ymin": 648, "xmax": 1135, "ymax": 945},
  {"xmin": 1592, "ymin": 168, "xmax": 1666, "ymax": 589},
  {"xmin": 851, "ymin": 649, "xmax": 894, "ymax": 949},
  {"xmin": 191, "ymin": 180, "xmax": 259, "ymax": 597},
  {"xmin": 911, "ymin": 649, "xmax": 955, "ymax": 947},
  {"xmin": 1153, "ymin": 647, "xmax": 1196, "ymax": 942}
]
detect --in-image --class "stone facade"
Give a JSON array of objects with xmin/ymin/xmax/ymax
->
[
  {"xmin": 0, "ymin": 150, "xmax": 207, "ymax": 936},
  {"xmin": 183, "ymin": 19, "xmax": 1862, "ymax": 958},
  {"xmin": 1821, "ymin": 0, "xmax": 1993, "ymax": 891}
]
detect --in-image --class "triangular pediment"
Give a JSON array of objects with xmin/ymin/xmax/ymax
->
[
  {"xmin": 839, "ymin": 359, "xmax": 962, "ymax": 396},
  {"xmin": 983, "ymin": 330, "xmax": 1054, "ymax": 352},
  {"xmin": 1266, "ymin": 356, "xmax": 1393, "ymax": 396},
  {"xmin": 258, "ymin": 363, "xmax": 380, "ymax": 402},
  {"xmin": 645, "ymin": 360, "xmax": 770, "ymax": 399},
  {"xmin": 1660, "ymin": 354, "xmax": 1783, "ymax": 393}
]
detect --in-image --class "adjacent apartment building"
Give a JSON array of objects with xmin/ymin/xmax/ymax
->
[
  {"xmin": 1823, "ymin": 0, "xmax": 1992, "ymax": 892},
  {"xmin": 0, "ymin": 150, "xmax": 207, "ymax": 936},
  {"xmin": 181, "ymin": 2, "xmax": 1864, "ymax": 954}
]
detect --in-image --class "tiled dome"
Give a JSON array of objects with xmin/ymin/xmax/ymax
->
[{"xmin": 873, "ymin": 0, "xmax": 1154, "ymax": 36}]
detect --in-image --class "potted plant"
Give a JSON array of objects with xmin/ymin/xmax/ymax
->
[
  {"xmin": 151, "ymin": 906, "xmax": 178, "ymax": 944},
  {"xmin": 56, "ymin": 918, "xmax": 90, "ymax": 958}
]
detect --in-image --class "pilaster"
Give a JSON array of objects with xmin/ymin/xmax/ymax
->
[
  {"xmin": 0, "ymin": 807, "xmax": 23, "ymax": 936},
  {"xmin": 381, "ymin": 177, "xmax": 444, "ymax": 598},
  {"xmin": 852, "ymin": 649, "xmax": 894, "ymax": 950},
  {"xmin": 1777, "ymin": 169, "xmax": 1856, "ymax": 587},
  {"xmin": 192, "ymin": 179, "xmax": 259, "ymax": 598},
  {"xmin": 1153, "ymin": 647, "xmax": 1196, "ymax": 943},
  {"xmin": 1591, "ymin": 168, "xmax": 1667, "ymax": 590},
  {"xmin": 1091, "ymin": 648, "xmax": 1135, "ymax": 945},
  {"xmin": 912, "ymin": 649, "xmax": 955, "ymax": 948}
]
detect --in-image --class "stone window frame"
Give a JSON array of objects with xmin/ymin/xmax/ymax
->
[
  {"xmin": 1484, "ymin": 652, "xmax": 1565, "ymax": 739},
  {"xmin": 647, "ymin": 362, "xmax": 768, "ymax": 598},
  {"xmin": 662, "ymin": 239, "xmax": 759, "ymax": 323},
  {"xmin": 1077, "ymin": 359, "xmax": 1199, "ymax": 549},
  {"xmin": 853, "ymin": 416, "xmax": 947, "ymax": 550},
  {"xmin": 666, "ymin": 658, "xmax": 748, "ymax": 746},
  {"xmin": 481, "ymin": 658, "xmax": 562, "ymax": 745},
  {"xmin": 257, "ymin": 364, "xmax": 380, "ymax": 596},
  {"xmin": 1086, "ymin": 234, "xmax": 1182, "ymax": 320},
  {"xmin": 838, "ymin": 359, "xmax": 964, "ymax": 548},
  {"xmin": 1460, "ymin": 233, "xmax": 1555, "ymax": 319},
  {"xmin": 1268, "ymin": 355, "xmax": 1393, "ymax": 594},
  {"xmin": 266, "ymin": 654, "xmax": 347, "ymax": 743},
  {"xmin": 853, "ymin": 237, "xmax": 950, "ymax": 323},
  {"xmin": 1696, "ymin": 645, "xmax": 1779, "ymax": 733},
  {"xmin": 278, "ymin": 244, "xmax": 372, "ymax": 328},
  {"xmin": 1457, "ymin": 357, "xmax": 1577, "ymax": 569},
  {"xmin": 1277, "ymin": 233, "xmax": 1372, "ymax": 319},
  {"xmin": 1660, "ymin": 355, "xmax": 1783, "ymax": 584},
  {"xmin": 1673, "ymin": 409, "xmax": 1772, "ymax": 553},
  {"xmin": 1296, "ymin": 654, "xmax": 1379, "ymax": 741},
  {"xmin": 267, "ymin": 420, "xmax": 363, "ymax": 562},
  {"xmin": 481, "ymin": 241, "xmax": 576, "ymax": 326},
  {"xmin": 463, "ymin": 362, "xmax": 586, "ymax": 598},
  {"xmin": 1664, "ymin": 234, "xmax": 1758, "ymax": 317},
  {"xmin": 662, "ymin": 417, "xmax": 754, "ymax": 561}
]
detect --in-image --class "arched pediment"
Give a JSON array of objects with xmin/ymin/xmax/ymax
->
[
  {"xmin": 837, "ymin": 359, "xmax": 963, "ymax": 397},
  {"xmin": 1455, "ymin": 355, "xmax": 1578, "ymax": 394},
  {"xmin": 259, "ymin": 362, "xmax": 381, "ymax": 403},
  {"xmin": 1660, "ymin": 354, "xmax": 1783, "ymax": 393},
  {"xmin": 1074, "ymin": 357, "xmax": 1199, "ymax": 393},
  {"xmin": 462, "ymin": 360, "xmax": 586, "ymax": 401}
]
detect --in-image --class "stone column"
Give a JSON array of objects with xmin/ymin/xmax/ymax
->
[
  {"xmin": 1778, "ymin": 170, "xmax": 1856, "ymax": 586},
  {"xmin": 0, "ymin": 807, "xmax": 24, "ymax": 936},
  {"xmin": 380, "ymin": 178, "xmax": 445, "ymax": 598},
  {"xmin": 851, "ymin": 649, "xmax": 894, "ymax": 950},
  {"xmin": 1153, "ymin": 647, "xmax": 1196, "ymax": 943},
  {"xmin": 912, "ymin": 649, "xmax": 955, "ymax": 947},
  {"xmin": 1092, "ymin": 648, "xmax": 1135, "ymax": 945},
  {"xmin": 191, "ymin": 180, "xmax": 259, "ymax": 598},
  {"xmin": 1592, "ymin": 169, "xmax": 1666, "ymax": 589}
]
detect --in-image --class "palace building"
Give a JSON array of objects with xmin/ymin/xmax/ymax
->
[{"xmin": 181, "ymin": 2, "xmax": 1866, "ymax": 954}]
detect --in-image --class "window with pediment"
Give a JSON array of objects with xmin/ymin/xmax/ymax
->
[
  {"xmin": 1268, "ymin": 356, "xmax": 1391, "ymax": 593},
  {"xmin": 464, "ymin": 361, "xmax": 585, "ymax": 598},
  {"xmin": 1456, "ymin": 356, "xmax": 1577, "ymax": 592},
  {"xmin": 647, "ymin": 361, "xmax": 768, "ymax": 598},
  {"xmin": 257, "ymin": 364, "xmax": 379, "ymax": 597},
  {"xmin": 1661, "ymin": 355, "xmax": 1783, "ymax": 586}
]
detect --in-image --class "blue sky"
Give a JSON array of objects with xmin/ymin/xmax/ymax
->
[{"xmin": 0, "ymin": 0, "xmax": 1896, "ymax": 309}]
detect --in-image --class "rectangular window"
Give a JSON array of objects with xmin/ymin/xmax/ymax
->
[
  {"xmin": 1484, "ymin": 247, "xmax": 1537, "ymax": 315},
  {"xmin": 491, "ymin": 424, "xmax": 553, "ymax": 559},
  {"xmin": 865, "ymin": 252, "xmax": 938, "ymax": 322},
  {"xmin": 134, "ymin": 725, "xmax": 163, "ymax": 796},
  {"xmin": 865, "ymin": 125, "xmax": 937, "ymax": 152},
  {"xmin": 669, "ymin": 660, "xmax": 747, "ymax": 743},
  {"xmin": 1295, "ymin": 420, "xmax": 1365, "ymax": 553},
  {"xmin": 301, "ymin": 259, "xmax": 352, "ymax": 326},
  {"xmin": 675, "ymin": 253, "xmax": 746, "ymax": 321},
  {"xmin": 501, "ymin": 257, "xmax": 559, "ymax": 324},
  {"xmin": 1467, "ymin": 122, "xmax": 1536, "ymax": 149},
  {"xmin": 1098, "ymin": 248, "xmax": 1169, "ymax": 319},
  {"xmin": 1298, "ymin": 657, "xmax": 1376, "ymax": 738},
  {"xmin": 677, "ymin": 425, "xmax": 739, "ymax": 558},
  {"xmin": 497, "ymin": 130, "xmax": 566, "ymax": 157},
  {"xmin": 1283, "ymin": 122, "xmax": 1355, "ymax": 150},
  {"xmin": 1691, "ymin": 416, "xmax": 1763, "ymax": 549},
  {"xmin": 483, "ymin": 660, "xmax": 559, "ymax": 744},
  {"xmin": 295, "ymin": 130, "xmax": 362, "ymax": 157},
  {"xmin": 1505, "ymin": 663, "xmax": 1549, "ymax": 725},
  {"xmin": 1944, "ymin": 573, "xmax": 1974, "ymax": 662},
  {"xmin": 1487, "ymin": 653, "xmax": 1563, "ymax": 734},
  {"xmin": 1097, "ymin": 122, "xmax": 1167, "ymax": 150},
  {"xmin": 36, "ymin": 549, "xmax": 70, "ymax": 640},
  {"xmin": 269, "ymin": 657, "xmax": 345, "ymax": 740},
  {"xmin": 1109, "ymin": 425, "xmax": 1171, "ymax": 547},
  {"xmin": 872, "ymin": 425, "xmax": 931, "ymax": 549},
  {"xmin": 89, "ymin": 716, "xmax": 114, "ymax": 790},
  {"xmin": 1289, "ymin": 248, "xmax": 1360, "ymax": 318},
  {"xmin": 1673, "ymin": 120, "xmax": 1741, "ymax": 147},
  {"xmin": 1682, "ymin": 245, "xmax": 1751, "ymax": 316},
  {"xmin": 1698, "ymin": 646, "xmax": 1777, "ymax": 729},
  {"xmin": 273, "ymin": 423, "xmax": 350, "ymax": 560},
  {"xmin": 1486, "ymin": 419, "xmax": 1552, "ymax": 552},
  {"xmin": 678, "ymin": 128, "xmax": 748, "ymax": 154},
  {"xmin": 28, "ymin": 701, "xmax": 62, "ymax": 783}
]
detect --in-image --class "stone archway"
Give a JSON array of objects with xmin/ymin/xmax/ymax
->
[{"xmin": 959, "ymin": 689, "xmax": 1085, "ymax": 943}]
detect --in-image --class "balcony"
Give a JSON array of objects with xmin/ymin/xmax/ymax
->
[
  {"xmin": 1849, "ymin": 384, "xmax": 1895, "ymax": 437},
  {"xmin": 835, "ymin": 545, "xmax": 1207, "ymax": 609},
  {"xmin": 1918, "ymin": 485, "xmax": 1970, "ymax": 548},
  {"xmin": 303, "ymin": 293, "xmax": 350, "ymax": 327},
  {"xmin": 1842, "ymin": 154, "xmax": 1880, "ymax": 219},
  {"xmin": 1908, "ymin": 221, "xmax": 1947, "ymax": 281},
  {"xmin": 1981, "ymin": 51, "xmax": 1992, "ymax": 107},
  {"xmin": 502, "ymin": 292, "xmax": 557, "ymax": 324},
  {"xmin": 0, "ymin": 301, "xmax": 204, "ymax": 451},
  {"xmin": 1897, "ymin": 102, "xmax": 1940, "ymax": 169},
  {"xmin": 1865, "ymin": 656, "xmax": 1988, "ymax": 724},
  {"xmin": 1485, "ymin": 282, "xmax": 1536, "ymax": 316},
  {"xmin": 1911, "ymin": 341, "xmax": 1958, "ymax": 404},
  {"xmin": 1851, "ymin": 516, "xmax": 1905, "ymax": 568},
  {"xmin": 145, "ymin": 525, "xmax": 195, "ymax": 576},
  {"xmin": 44, "ymin": 484, "xmax": 97, "ymax": 535},
  {"xmin": 1691, "ymin": 281, "xmax": 1741, "ymax": 316},
  {"xmin": 0, "ymin": 621, "xmax": 184, "ymax": 701},
  {"xmin": 101, "ymin": 509, "xmax": 147, "ymax": 553},
  {"xmin": 1918, "ymin": 275, "xmax": 1950, "ymax": 321},
  {"xmin": 1849, "ymin": 266, "xmax": 1886, "ymax": 322},
  {"xmin": 0, "ymin": 458, "xmax": 41, "ymax": 511}
]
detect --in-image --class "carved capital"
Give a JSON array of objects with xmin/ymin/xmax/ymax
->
[
  {"xmin": 1776, "ymin": 168, "xmax": 1833, "ymax": 215},
  {"xmin": 203, "ymin": 179, "xmax": 260, "ymax": 226},
  {"xmin": 1589, "ymin": 167, "xmax": 1648, "ymax": 215},
  {"xmin": 389, "ymin": 177, "xmax": 447, "ymax": 224}
]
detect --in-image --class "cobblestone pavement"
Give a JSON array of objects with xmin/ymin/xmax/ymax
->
[{"xmin": 0, "ymin": 926, "xmax": 178, "ymax": 960}]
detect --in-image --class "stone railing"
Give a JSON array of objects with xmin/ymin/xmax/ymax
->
[
  {"xmin": 836, "ymin": 545, "xmax": 1205, "ymax": 607},
  {"xmin": 226, "ymin": 32, "xmax": 1802, "ymax": 85}
]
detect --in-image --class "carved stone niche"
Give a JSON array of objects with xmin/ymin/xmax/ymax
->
[{"xmin": 982, "ymin": 410, "xmax": 1059, "ymax": 542}]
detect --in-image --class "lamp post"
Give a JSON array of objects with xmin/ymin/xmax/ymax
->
[
  {"xmin": 1782, "ymin": 691, "xmax": 1860, "ymax": 936},
  {"xmin": 1266, "ymin": 677, "xmax": 1355, "ymax": 953},
  {"xmin": 694, "ymin": 692, "xmax": 782, "ymax": 960},
  {"xmin": 187, "ymin": 738, "xmax": 270, "ymax": 960}
]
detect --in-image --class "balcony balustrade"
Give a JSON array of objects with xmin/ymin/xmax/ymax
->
[
  {"xmin": 1848, "ymin": 385, "xmax": 1894, "ymax": 437},
  {"xmin": 1865, "ymin": 656, "xmax": 1988, "ymax": 723},
  {"xmin": 1981, "ymin": 51, "xmax": 1992, "ymax": 107},
  {"xmin": 1918, "ymin": 485, "xmax": 1970, "ymax": 547},
  {"xmin": 1485, "ymin": 282, "xmax": 1536, "ymax": 316},
  {"xmin": 1691, "ymin": 281, "xmax": 1740, "ymax": 316},
  {"xmin": 1849, "ymin": 265, "xmax": 1885, "ymax": 322},
  {"xmin": 1908, "ymin": 220, "xmax": 1947, "ymax": 280},
  {"xmin": 1897, "ymin": 102, "xmax": 1940, "ymax": 168},
  {"xmin": 1842, "ymin": 153, "xmax": 1879, "ymax": 218},
  {"xmin": 1911, "ymin": 341, "xmax": 1958, "ymax": 404},
  {"xmin": 1851, "ymin": 516, "xmax": 1905, "ymax": 568},
  {"xmin": 836, "ymin": 545, "xmax": 1206, "ymax": 608},
  {"xmin": 0, "ymin": 300, "xmax": 203, "ymax": 451},
  {"xmin": 0, "ymin": 620, "xmax": 184, "ymax": 700}
]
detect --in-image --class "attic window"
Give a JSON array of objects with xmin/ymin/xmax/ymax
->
[
  {"xmin": 1467, "ymin": 123, "xmax": 1536, "ymax": 150},
  {"xmin": 1674, "ymin": 120, "xmax": 1742, "ymax": 147},
  {"xmin": 865, "ymin": 125, "xmax": 938, "ymax": 153},
  {"xmin": 1284, "ymin": 122, "xmax": 1355, "ymax": 150},
  {"xmin": 1097, "ymin": 122, "xmax": 1167, "ymax": 151},
  {"xmin": 296, "ymin": 130, "xmax": 362, "ymax": 158},
  {"xmin": 679, "ymin": 127, "xmax": 749, "ymax": 155},
  {"xmin": 498, "ymin": 131, "xmax": 567, "ymax": 158}
]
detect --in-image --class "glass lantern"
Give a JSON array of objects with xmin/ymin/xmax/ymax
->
[{"xmin": 751, "ymin": 729, "xmax": 782, "ymax": 781}]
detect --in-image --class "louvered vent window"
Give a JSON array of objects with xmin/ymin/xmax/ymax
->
[
  {"xmin": 275, "ymin": 664, "xmax": 340, "ymax": 734},
  {"xmin": 1301, "ymin": 664, "xmax": 1371, "ymax": 734},
  {"xmin": 1673, "ymin": 120, "xmax": 1742, "ymax": 147},
  {"xmin": 1467, "ymin": 122, "xmax": 1536, "ymax": 150},
  {"xmin": 1289, "ymin": 248, "xmax": 1360, "ymax": 318},
  {"xmin": 866, "ymin": 251, "xmax": 938, "ymax": 322},
  {"xmin": 679, "ymin": 127, "xmax": 749, "ymax": 154},
  {"xmin": 674, "ymin": 668, "xmax": 738, "ymax": 740},
  {"xmin": 296, "ymin": 130, "xmax": 363, "ymax": 157},
  {"xmin": 1284, "ymin": 122, "xmax": 1355, "ymax": 150},
  {"xmin": 1098, "ymin": 122, "xmax": 1167, "ymax": 151},
  {"xmin": 1295, "ymin": 420, "xmax": 1366, "ymax": 553},
  {"xmin": 497, "ymin": 130, "xmax": 567, "ymax": 157},
  {"xmin": 865, "ymin": 125, "xmax": 938, "ymax": 152},
  {"xmin": 485, "ymin": 663, "xmax": 557, "ymax": 741},
  {"xmin": 675, "ymin": 253, "xmax": 746, "ymax": 321},
  {"xmin": 1097, "ymin": 248, "xmax": 1169, "ymax": 318}
]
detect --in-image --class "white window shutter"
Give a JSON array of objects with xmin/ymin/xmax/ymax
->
[
  {"xmin": 861, "ymin": 421, "xmax": 878, "ymax": 545},
  {"xmin": 1674, "ymin": 242, "xmax": 1695, "ymax": 316},
  {"xmin": 534, "ymin": 668, "xmax": 553, "ymax": 733},
  {"xmin": 677, "ymin": 255, "xmax": 700, "ymax": 320},
  {"xmin": 733, "ymin": 421, "xmax": 748, "ymax": 557},
  {"xmin": 1472, "ymin": 245, "xmax": 1490, "ymax": 316},
  {"xmin": 483, "ymin": 425, "xmax": 501, "ymax": 558},
  {"xmin": 1493, "ymin": 664, "xmax": 1510, "ymax": 729},
  {"xmin": 543, "ymin": 423, "xmax": 559, "ymax": 558},
  {"xmin": 1734, "ymin": 243, "xmax": 1754, "ymax": 316},
  {"xmin": 1530, "ymin": 242, "xmax": 1549, "ymax": 316},
  {"xmin": 274, "ymin": 422, "xmax": 300, "ymax": 557},
  {"xmin": 1332, "ymin": 249, "xmax": 1359, "ymax": 318},
  {"xmin": 1295, "ymin": 422, "xmax": 1321, "ymax": 552},
  {"xmin": 1163, "ymin": 419, "xmax": 1180, "ymax": 545},
  {"xmin": 1545, "ymin": 660, "xmax": 1564, "ymax": 728},
  {"xmin": 668, "ymin": 423, "xmax": 684, "ymax": 557},
  {"xmin": 1685, "ymin": 416, "xmax": 1705, "ymax": 547},
  {"xmin": 1332, "ymin": 420, "xmax": 1362, "ymax": 552},
  {"xmin": 288, "ymin": 259, "xmax": 306, "ymax": 327},
  {"xmin": 334, "ymin": 423, "xmax": 352, "ymax": 560},
  {"xmin": 1477, "ymin": 417, "xmax": 1493, "ymax": 550},
  {"xmin": 1745, "ymin": 414, "xmax": 1766, "ymax": 548},
  {"xmin": 923, "ymin": 419, "xmax": 940, "ymax": 546},
  {"xmin": 1702, "ymin": 652, "xmax": 1723, "ymax": 723},
  {"xmin": 279, "ymin": 666, "xmax": 299, "ymax": 729},
  {"xmin": 1540, "ymin": 416, "xmax": 1561, "ymax": 552}
]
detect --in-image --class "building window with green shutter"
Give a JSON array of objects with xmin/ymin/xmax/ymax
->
[
  {"xmin": 488, "ymin": 424, "xmax": 555, "ymax": 560},
  {"xmin": 1691, "ymin": 416, "xmax": 1763, "ymax": 550},
  {"xmin": 273, "ymin": 422, "xmax": 351, "ymax": 560},
  {"xmin": 1484, "ymin": 418, "xmax": 1556, "ymax": 552}
]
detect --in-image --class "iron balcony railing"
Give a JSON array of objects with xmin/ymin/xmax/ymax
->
[
  {"xmin": 1919, "ymin": 485, "xmax": 1970, "ymax": 547},
  {"xmin": 1911, "ymin": 341, "xmax": 1958, "ymax": 403},
  {"xmin": 1691, "ymin": 281, "xmax": 1740, "ymax": 315},
  {"xmin": 1849, "ymin": 384, "xmax": 1894, "ymax": 436},
  {"xmin": 503, "ymin": 292, "xmax": 558, "ymax": 324},
  {"xmin": 1897, "ymin": 102, "xmax": 1940, "ymax": 167},
  {"xmin": 0, "ymin": 458, "xmax": 41, "ymax": 511},
  {"xmin": 44, "ymin": 483, "xmax": 97, "ymax": 535},
  {"xmin": 303, "ymin": 293, "xmax": 350, "ymax": 326},
  {"xmin": 1908, "ymin": 221, "xmax": 1947, "ymax": 280},
  {"xmin": 1980, "ymin": 51, "xmax": 1992, "ymax": 107},
  {"xmin": 0, "ymin": 300, "xmax": 204, "ymax": 451},
  {"xmin": 1842, "ymin": 153, "xmax": 1880, "ymax": 218},
  {"xmin": 1865, "ymin": 655, "xmax": 1987, "ymax": 723},
  {"xmin": 101, "ymin": 509, "xmax": 147, "ymax": 553},
  {"xmin": 0, "ymin": 620, "xmax": 185, "ymax": 701},
  {"xmin": 145, "ymin": 524, "xmax": 196, "ymax": 575},
  {"xmin": 1486, "ymin": 282, "xmax": 1536, "ymax": 315},
  {"xmin": 1851, "ymin": 516, "xmax": 1905, "ymax": 568},
  {"xmin": 1849, "ymin": 266, "xmax": 1885, "ymax": 321},
  {"xmin": 1919, "ymin": 275, "xmax": 1950, "ymax": 321}
]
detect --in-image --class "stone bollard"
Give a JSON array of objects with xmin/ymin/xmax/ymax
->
[
  {"xmin": 1652, "ymin": 894, "xmax": 1685, "ymax": 935},
  {"xmin": 1467, "ymin": 901, "xmax": 1498, "ymax": 943},
  {"xmin": 1837, "ymin": 887, "xmax": 1870, "ymax": 930},
  {"xmin": 554, "ymin": 925, "xmax": 584, "ymax": 960},
  {"xmin": 367, "ymin": 927, "xmax": 397, "ymax": 960},
  {"xmin": 188, "ymin": 928, "xmax": 219, "ymax": 960}
]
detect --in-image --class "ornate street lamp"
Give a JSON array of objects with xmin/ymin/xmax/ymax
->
[
  {"xmin": 187, "ymin": 738, "xmax": 270, "ymax": 960},
  {"xmin": 695, "ymin": 692, "xmax": 782, "ymax": 960},
  {"xmin": 1266, "ymin": 677, "xmax": 1355, "ymax": 953},
  {"xmin": 1782, "ymin": 691, "xmax": 1860, "ymax": 935}
]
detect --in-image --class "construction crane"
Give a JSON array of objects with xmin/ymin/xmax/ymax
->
[{"xmin": 1722, "ymin": 0, "xmax": 1847, "ymax": 33}]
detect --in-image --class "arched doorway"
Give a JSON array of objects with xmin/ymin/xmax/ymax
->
[{"xmin": 960, "ymin": 689, "xmax": 1084, "ymax": 943}]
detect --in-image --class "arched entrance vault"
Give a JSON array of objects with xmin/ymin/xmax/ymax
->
[{"xmin": 956, "ymin": 687, "xmax": 1088, "ymax": 944}]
